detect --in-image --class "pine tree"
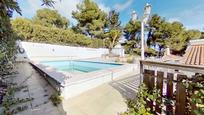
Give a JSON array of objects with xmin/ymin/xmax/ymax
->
[
  {"xmin": 33, "ymin": 8, "xmax": 69, "ymax": 29},
  {"xmin": 148, "ymin": 15, "xmax": 201, "ymax": 55},
  {"xmin": 72, "ymin": 0, "xmax": 107, "ymax": 38},
  {"xmin": 105, "ymin": 10, "xmax": 122, "ymax": 54},
  {"xmin": 123, "ymin": 18, "xmax": 141, "ymax": 55}
]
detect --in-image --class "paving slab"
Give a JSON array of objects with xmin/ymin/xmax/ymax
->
[{"xmin": 13, "ymin": 62, "xmax": 67, "ymax": 115}]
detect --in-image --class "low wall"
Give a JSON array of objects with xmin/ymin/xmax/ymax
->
[
  {"xmin": 112, "ymin": 48, "xmax": 125, "ymax": 57},
  {"xmin": 16, "ymin": 41, "xmax": 109, "ymax": 61}
]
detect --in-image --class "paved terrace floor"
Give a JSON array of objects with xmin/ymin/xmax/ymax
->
[
  {"xmin": 14, "ymin": 62, "xmax": 140, "ymax": 115},
  {"xmin": 13, "ymin": 62, "xmax": 66, "ymax": 115}
]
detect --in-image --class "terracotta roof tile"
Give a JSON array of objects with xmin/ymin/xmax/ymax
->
[{"xmin": 184, "ymin": 44, "xmax": 204, "ymax": 65}]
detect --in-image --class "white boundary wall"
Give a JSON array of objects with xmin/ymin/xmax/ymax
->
[{"xmin": 16, "ymin": 41, "xmax": 109, "ymax": 61}]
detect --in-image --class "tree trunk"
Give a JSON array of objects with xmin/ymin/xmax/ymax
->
[
  {"xmin": 109, "ymin": 34, "xmax": 118, "ymax": 55},
  {"xmin": 159, "ymin": 46, "xmax": 163, "ymax": 57},
  {"xmin": 109, "ymin": 48, "xmax": 112, "ymax": 55}
]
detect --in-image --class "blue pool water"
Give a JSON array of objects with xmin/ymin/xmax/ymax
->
[{"xmin": 41, "ymin": 60, "xmax": 122, "ymax": 73}]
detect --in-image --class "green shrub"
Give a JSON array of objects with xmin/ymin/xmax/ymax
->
[
  {"xmin": 145, "ymin": 48, "xmax": 157, "ymax": 57},
  {"xmin": 49, "ymin": 93, "xmax": 62, "ymax": 106},
  {"xmin": 11, "ymin": 18, "xmax": 105, "ymax": 48},
  {"xmin": 12, "ymin": 105, "xmax": 28, "ymax": 114},
  {"xmin": 89, "ymin": 39, "xmax": 105, "ymax": 48},
  {"xmin": 132, "ymin": 48, "xmax": 141, "ymax": 56},
  {"xmin": 126, "ymin": 56, "xmax": 134, "ymax": 63},
  {"xmin": 187, "ymin": 74, "xmax": 204, "ymax": 114},
  {"xmin": 115, "ymin": 58, "xmax": 120, "ymax": 62},
  {"xmin": 122, "ymin": 84, "xmax": 160, "ymax": 115}
]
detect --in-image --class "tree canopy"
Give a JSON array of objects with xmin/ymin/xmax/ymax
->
[
  {"xmin": 0, "ymin": 0, "xmax": 22, "ymax": 77},
  {"xmin": 12, "ymin": 17, "xmax": 105, "ymax": 48},
  {"xmin": 72, "ymin": 0, "xmax": 107, "ymax": 38},
  {"xmin": 123, "ymin": 13, "xmax": 202, "ymax": 56},
  {"xmin": 123, "ymin": 19, "xmax": 141, "ymax": 55},
  {"xmin": 147, "ymin": 14, "xmax": 201, "ymax": 56},
  {"xmin": 124, "ymin": 20, "xmax": 141, "ymax": 40},
  {"xmin": 33, "ymin": 8, "xmax": 69, "ymax": 29},
  {"xmin": 105, "ymin": 10, "xmax": 122, "ymax": 53}
]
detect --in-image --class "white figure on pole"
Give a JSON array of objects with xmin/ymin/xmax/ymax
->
[
  {"xmin": 141, "ymin": 3, "xmax": 151, "ymax": 60},
  {"xmin": 131, "ymin": 11, "xmax": 137, "ymax": 22}
]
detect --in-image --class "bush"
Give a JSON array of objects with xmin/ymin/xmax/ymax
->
[
  {"xmin": 49, "ymin": 93, "xmax": 62, "ymax": 106},
  {"xmin": 132, "ymin": 48, "xmax": 141, "ymax": 56},
  {"xmin": 122, "ymin": 84, "xmax": 160, "ymax": 115},
  {"xmin": 125, "ymin": 55, "xmax": 138, "ymax": 63},
  {"xmin": 12, "ymin": 105, "xmax": 28, "ymax": 114},
  {"xmin": 11, "ymin": 18, "xmax": 105, "ymax": 48},
  {"xmin": 89, "ymin": 39, "xmax": 105, "ymax": 48},
  {"xmin": 126, "ymin": 56, "xmax": 134, "ymax": 63},
  {"xmin": 187, "ymin": 74, "xmax": 204, "ymax": 114},
  {"xmin": 115, "ymin": 58, "xmax": 120, "ymax": 62},
  {"xmin": 145, "ymin": 48, "xmax": 157, "ymax": 57}
]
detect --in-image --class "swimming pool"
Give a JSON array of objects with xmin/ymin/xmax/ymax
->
[
  {"xmin": 41, "ymin": 60, "xmax": 122, "ymax": 73},
  {"xmin": 32, "ymin": 60, "xmax": 135, "ymax": 99}
]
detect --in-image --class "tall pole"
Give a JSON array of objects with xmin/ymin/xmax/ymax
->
[
  {"xmin": 141, "ymin": 21, "xmax": 145, "ymax": 60},
  {"xmin": 141, "ymin": 3, "xmax": 151, "ymax": 60}
]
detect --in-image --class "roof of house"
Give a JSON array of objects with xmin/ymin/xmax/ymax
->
[
  {"xmin": 162, "ymin": 54, "xmax": 182, "ymax": 62},
  {"xmin": 183, "ymin": 39, "xmax": 204, "ymax": 65}
]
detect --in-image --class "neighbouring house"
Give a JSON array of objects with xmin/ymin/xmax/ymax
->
[{"xmin": 162, "ymin": 39, "xmax": 204, "ymax": 66}]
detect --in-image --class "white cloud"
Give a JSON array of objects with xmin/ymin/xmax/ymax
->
[
  {"xmin": 168, "ymin": 18, "xmax": 181, "ymax": 23},
  {"xmin": 53, "ymin": 0, "xmax": 110, "ymax": 24},
  {"xmin": 114, "ymin": 0, "xmax": 133, "ymax": 12},
  {"xmin": 95, "ymin": 0, "xmax": 111, "ymax": 13},
  {"xmin": 19, "ymin": 0, "xmax": 43, "ymax": 17},
  {"xmin": 164, "ymin": 3, "xmax": 204, "ymax": 31},
  {"xmin": 178, "ymin": 4, "xmax": 204, "ymax": 31},
  {"xmin": 178, "ymin": 4, "xmax": 204, "ymax": 23},
  {"xmin": 185, "ymin": 24, "xmax": 204, "ymax": 31},
  {"xmin": 52, "ymin": 0, "xmax": 82, "ymax": 25},
  {"xmin": 98, "ymin": 3, "xmax": 110, "ymax": 13},
  {"xmin": 27, "ymin": 0, "xmax": 42, "ymax": 10},
  {"xmin": 17, "ymin": 0, "xmax": 110, "ymax": 25}
]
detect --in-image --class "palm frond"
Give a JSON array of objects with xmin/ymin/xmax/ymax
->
[{"xmin": 41, "ymin": 0, "xmax": 59, "ymax": 7}]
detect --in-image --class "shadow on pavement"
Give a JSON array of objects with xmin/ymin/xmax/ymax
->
[{"xmin": 109, "ymin": 74, "xmax": 141, "ymax": 100}]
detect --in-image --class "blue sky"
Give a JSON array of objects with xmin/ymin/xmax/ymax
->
[{"xmin": 13, "ymin": 0, "xmax": 204, "ymax": 31}]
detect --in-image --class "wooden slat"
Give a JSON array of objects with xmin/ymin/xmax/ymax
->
[
  {"xmin": 175, "ymin": 74, "xmax": 187, "ymax": 115},
  {"xmin": 149, "ymin": 71, "xmax": 155, "ymax": 113},
  {"xmin": 156, "ymin": 71, "xmax": 164, "ymax": 114},
  {"xmin": 143, "ymin": 69, "xmax": 155, "ymax": 90},
  {"xmin": 143, "ymin": 69, "xmax": 150, "ymax": 87},
  {"xmin": 166, "ymin": 73, "xmax": 174, "ymax": 115},
  {"xmin": 149, "ymin": 71, "xmax": 155, "ymax": 91},
  {"xmin": 140, "ymin": 60, "xmax": 204, "ymax": 115},
  {"xmin": 143, "ymin": 69, "xmax": 155, "ymax": 113},
  {"xmin": 189, "ymin": 75, "xmax": 196, "ymax": 115}
]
